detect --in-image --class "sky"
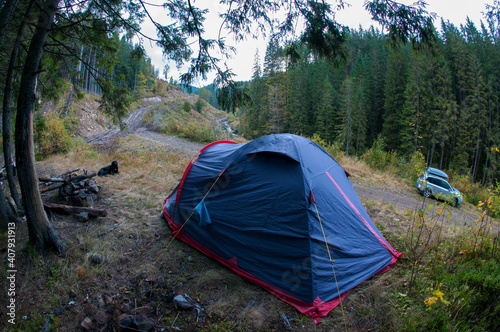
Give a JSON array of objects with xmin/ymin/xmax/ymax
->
[{"xmin": 139, "ymin": 1, "xmax": 497, "ymax": 87}]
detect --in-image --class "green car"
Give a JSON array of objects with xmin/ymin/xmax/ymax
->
[{"xmin": 416, "ymin": 167, "xmax": 463, "ymax": 207}]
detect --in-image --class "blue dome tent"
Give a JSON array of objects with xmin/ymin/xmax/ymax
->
[{"xmin": 162, "ymin": 134, "xmax": 401, "ymax": 321}]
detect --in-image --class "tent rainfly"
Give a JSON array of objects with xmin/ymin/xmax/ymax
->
[{"xmin": 162, "ymin": 134, "xmax": 401, "ymax": 322}]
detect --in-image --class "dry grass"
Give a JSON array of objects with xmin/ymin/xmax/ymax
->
[
  {"xmin": 340, "ymin": 156, "xmax": 406, "ymax": 189},
  {"xmin": 0, "ymin": 136, "xmax": 409, "ymax": 331}
]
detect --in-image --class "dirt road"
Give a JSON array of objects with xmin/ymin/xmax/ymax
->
[
  {"xmin": 86, "ymin": 101, "xmax": 204, "ymax": 157},
  {"xmin": 86, "ymin": 102, "xmax": 481, "ymax": 225}
]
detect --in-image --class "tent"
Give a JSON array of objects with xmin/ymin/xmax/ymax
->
[{"xmin": 162, "ymin": 134, "xmax": 401, "ymax": 321}]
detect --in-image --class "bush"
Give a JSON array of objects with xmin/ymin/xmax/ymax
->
[
  {"xmin": 34, "ymin": 111, "xmax": 72, "ymax": 159},
  {"xmin": 195, "ymin": 97, "xmax": 205, "ymax": 113},
  {"xmin": 182, "ymin": 101, "xmax": 192, "ymax": 112},
  {"xmin": 396, "ymin": 150, "xmax": 426, "ymax": 182},
  {"xmin": 448, "ymin": 171, "xmax": 492, "ymax": 207},
  {"xmin": 395, "ymin": 201, "xmax": 500, "ymax": 332},
  {"xmin": 361, "ymin": 137, "xmax": 398, "ymax": 171}
]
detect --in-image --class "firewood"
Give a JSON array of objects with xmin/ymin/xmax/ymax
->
[
  {"xmin": 39, "ymin": 177, "xmax": 66, "ymax": 182},
  {"xmin": 59, "ymin": 168, "xmax": 80, "ymax": 177},
  {"xmin": 43, "ymin": 202, "xmax": 107, "ymax": 217},
  {"xmin": 40, "ymin": 183, "xmax": 65, "ymax": 193}
]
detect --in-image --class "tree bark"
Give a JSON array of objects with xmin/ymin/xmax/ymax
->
[
  {"xmin": 43, "ymin": 202, "xmax": 107, "ymax": 218},
  {"xmin": 0, "ymin": 0, "xmax": 19, "ymax": 46},
  {"xmin": 15, "ymin": 0, "xmax": 66, "ymax": 254},
  {"xmin": 0, "ymin": 185, "xmax": 17, "ymax": 230},
  {"xmin": 2, "ymin": 0, "xmax": 35, "ymax": 213}
]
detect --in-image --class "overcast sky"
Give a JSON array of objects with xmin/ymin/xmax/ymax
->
[{"xmin": 139, "ymin": 1, "xmax": 496, "ymax": 87}]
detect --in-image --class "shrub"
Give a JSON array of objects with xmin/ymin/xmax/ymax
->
[
  {"xmin": 448, "ymin": 171, "xmax": 491, "ymax": 207},
  {"xmin": 361, "ymin": 137, "xmax": 398, "ymax": 171},
  {"xmin": 195, "ymin": 97, "xmax": 205, "ymax": 113},
  {"xmin": 34, "ymin": 111, "xmax": 72, "ymax": 159},
  {"xmin": 70, "ymin": 137, "xmax": 98, "ymax": 159},
  {"xmin": 182, "ymin": 101, "xmax": 192, "ymax": 112}
]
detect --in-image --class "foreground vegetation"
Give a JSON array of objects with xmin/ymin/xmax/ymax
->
[
  {"xmin": 2, "ymin": 86, "xmax": 499, "ymax": 331},
  {"xmin": 1, "ymin": 128, "xmax": 499, "ymax": 330}
]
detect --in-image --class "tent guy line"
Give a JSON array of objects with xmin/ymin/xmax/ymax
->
[
  {"xmin": 312, "ymin": 199, "xmax": 348, "ymax": 330},
  {"xmin": 138, "ymin": 172, "xmax": 224, "ymax": 288}
]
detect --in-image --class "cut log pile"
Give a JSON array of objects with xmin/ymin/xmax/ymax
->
[{"xmin": 40, "ymin": 168, "xmax": 107, "ymax": 221}]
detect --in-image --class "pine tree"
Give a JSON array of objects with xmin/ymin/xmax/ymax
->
[
  {"xmin": 431, "ymin": 59, "xmax": 458, "ymax": 170},
  {"xmin": 315, "ymin": 77, "xmax": 334, "ymax": 140},
  {"xmin": 381, "ymin": 46, "xmax": 410, "ymax": 151},
  {"xmin": 337, "ymin": 75, "xmax": 366, "ymax": 156}
]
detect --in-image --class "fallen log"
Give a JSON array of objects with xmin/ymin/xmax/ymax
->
[
  {"xmin": 43, "ymin": 202, "xmax": 107, "ymax": 218},
  {"xmin": 39, "ymin": 177, "xmax": 66, "ymax": 182},
  {"xmin": 70, "ymin": 171, "xmax": 97, "ymax": 183},
  {"xmin": 60, "ymin": 168, "xmax": 80, "ymax": 177},
  {"xmin": 40, "ymin": 183, "xmax": 65, "ymax": 193}
]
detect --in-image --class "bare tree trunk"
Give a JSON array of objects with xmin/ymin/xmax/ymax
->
[
  {"xmin": 413, "ymin": 58, "xmax": 420, "ymax": 155},
  {"xmin": 472, "ymin": 130, "xmax": 481, "ymax": 182},
  {"xmin": 2, "ymin": 0, "xmax": 35, "ymax": 213},
  {"xmin": 439, "ymin": 140, "xmax": 445, "ymax": 170},
  {"xmin": 345, "ymin": 79, "xmax": 351, "ymax": 156},
  {"xmin": 482, "ymin": 153, "xmax": 489, "ymax": 186},
  {"xmin": 15, "ymin": 0, "xmax": 66, "ymax": 254},
  {"xmin": 429, "ymin": 133, "xmax": 435, "ymax": 167}
]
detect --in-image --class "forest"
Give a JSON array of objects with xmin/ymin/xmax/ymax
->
[
  {"xmin": 1, "ymin": 2, "xmax": 500, "ymax": 330},
  {"xmin": 0, "ymin": 0, "xmax": 495, "ymax": 246},
  {"xmin": 235, "ymin": 19, "xmax": 500, "ymax": 187}
]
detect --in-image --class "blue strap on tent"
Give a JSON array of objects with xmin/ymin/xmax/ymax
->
[{"xmin": 195, "ymin": 200, "xmax": 211, "ymax": 226}]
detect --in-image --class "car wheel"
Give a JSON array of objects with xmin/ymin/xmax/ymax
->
[
  {"xmin": 423, "ymin": 189, "xmax": 431, "ymax": 198},
  {"xmin": 451, "ymin": 198, "xmax": 458, "ymax": 207}
]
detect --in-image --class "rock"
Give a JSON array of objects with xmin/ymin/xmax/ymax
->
[
  {"xmin": 80, "ymin": 317, "xmax": 94, "ymax": 330},
  {"xmin": 88, "ymin": 253, "xmax": 104, "ymax": 265},
  {"xmin": 95, "ymin": 310, "xmax": 108, "ymax": 325},
  {"xmin": 88, "ymin": 180, "xmax": 99, "ymax": 193},
  {"xmin": 119, "ymin": 314, "xmax": 133, "ymax": 329},
  {"xmin": 78, "ymin": 212, "xmax": 89, "ymax": 222},
  {"xmin": 137, "ymin": 318, "xmax": 155, "ymax": 332},
  {"xmin": 173, "ymin": 294, "xmax": 193, "ymax": 310}
]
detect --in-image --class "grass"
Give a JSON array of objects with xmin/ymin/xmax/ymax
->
[{"xmin": 1, "ymin": 135, "xmax": 499, "ymax": 331}]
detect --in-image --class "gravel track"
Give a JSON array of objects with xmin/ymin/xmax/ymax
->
[
  {"xmin": 85, "ymin": 103, "xmax": 205, "ymax": 157},
  {"xmin": 352, "ymin": 179, "xmax": 481, "ymax": 227},
  {"xmin": 86, "ymin": 102, "xmax": 481, "ymax": 226}
]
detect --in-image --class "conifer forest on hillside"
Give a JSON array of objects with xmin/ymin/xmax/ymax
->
[
  {"xmin": 2, "ymin": 2, "xmax": 500, "ymax": 330},
  {"xmin": 237, "ymin": 21, "xmax": 500, "ymax": 186}
]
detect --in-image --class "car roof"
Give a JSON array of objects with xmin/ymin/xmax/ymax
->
[{"xmin": 427, "ymin": 167, "xmax": 448, "ymax": 179}]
